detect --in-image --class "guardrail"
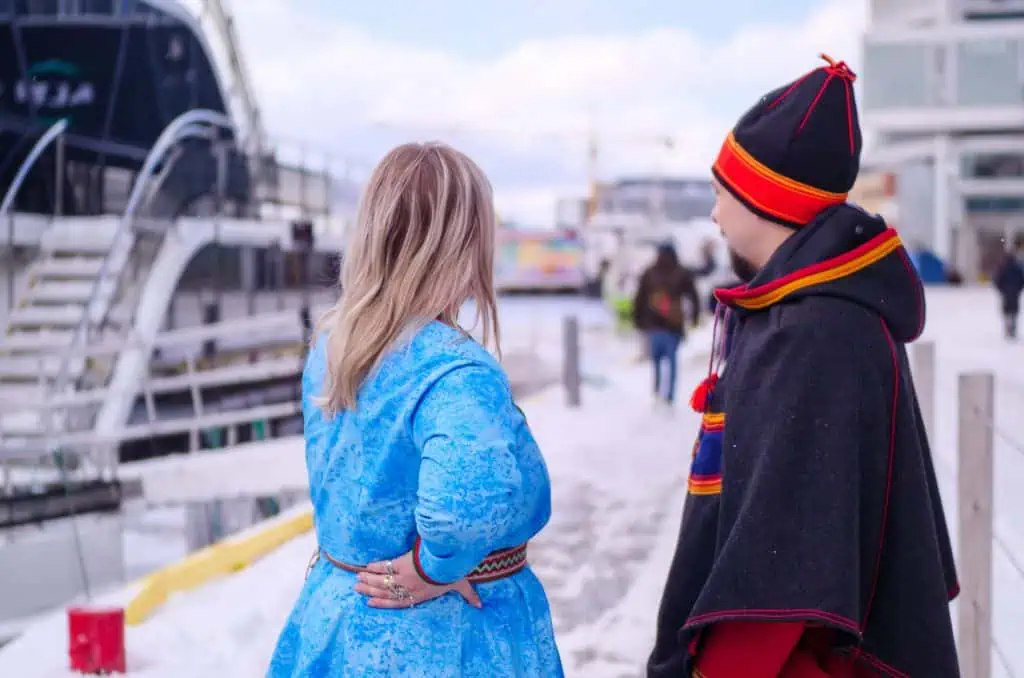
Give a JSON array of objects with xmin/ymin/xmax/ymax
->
[
  {"xmin": 50, "ymin": 110, "xmax": 235, "ymax": 403},
  {"xmin": 913, "ymin": 342, "xmax": 1024, "ymax": 678},
  {"xmin": 0, "ymin": 310, "xmax": 307, "ymax": 469},
  {"xmin": 0, "ymin": 300, "xmax": 614, "ymax": 470},
  {"xmin": 124, "ymin": 505, "xmax": 314, "ymax": 626},
  {"xmin": 117, "ymin": 366, "xmax": 571, "ymax": 628},
  {"xmin": 0, "ymin": 118, "xmax": 69, "ymax": 218}
]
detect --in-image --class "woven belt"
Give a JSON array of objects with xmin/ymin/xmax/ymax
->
[{"xmin": 315, "ymin": 542, "xmax": 528, "ymax": 584}]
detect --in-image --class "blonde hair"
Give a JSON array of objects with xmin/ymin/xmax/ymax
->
[{"xmin": 318, "ymin": 142, "xmax": 501, "ymax": 415}]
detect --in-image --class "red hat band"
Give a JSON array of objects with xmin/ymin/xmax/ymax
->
[{"xmin": 713, "ymin": 133, "xmax": 848, "ymax": 227}]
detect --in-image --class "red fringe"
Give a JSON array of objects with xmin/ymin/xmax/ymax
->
[{"xmin": 689, "ymin": 374, "xmax": 719, "ymax": 412}]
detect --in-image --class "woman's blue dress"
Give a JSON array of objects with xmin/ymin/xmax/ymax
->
[{"xmin": 268, "ymin": 321, "xmax": 564, "ymax": 677}]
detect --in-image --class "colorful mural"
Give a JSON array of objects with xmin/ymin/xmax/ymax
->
[{"xmin": 496, "ymin": 230, "xmax": 585, "ymax": 291}]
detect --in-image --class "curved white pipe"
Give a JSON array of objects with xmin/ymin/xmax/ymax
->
[
  {"xmin": 0, "ymin": 118, "xmax": 70, "ymax": 217},
  {"xmin": 53, "ymin": 109, "xmax": 234, "ymax": 394}
]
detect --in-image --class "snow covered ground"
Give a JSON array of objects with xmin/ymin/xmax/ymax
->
[
  {"xmin": 917, "ymin": 289, "xmax": 1024, "ymax": 678},
  {"xmin": 2, "ymin": 288, "xmax": 1023, "ymax": 677}
]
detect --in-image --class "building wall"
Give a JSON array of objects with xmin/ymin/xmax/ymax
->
[
  {"xmin": 870, "ymin": 0, "xmax": 945, "ymax": 24},
  {"xmin": 863, "ymin": 1, "xmax": 1024, "ymax": 278},
  {"xmin": 594, "ymin": 177, "xmax": 715, "ymax": 225},
  {"xmin": 849, "ymin": 169, "xmax": 895, "ymax": 217},
  {"xmin": 851, "ymin": 164, "xmax": 937, "ymax": 249},
  {"xmin": 894, "ymin": 161, "xmax": 938, "ymax": 249}
]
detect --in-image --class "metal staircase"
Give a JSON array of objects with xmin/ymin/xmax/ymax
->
[
  {"xmin": 0, "ymin": 109, "xmax": 234, "ymax": 467},
  {"xmin": 0, "ymin": 216, "xmax": 173, "ymax": 460}
]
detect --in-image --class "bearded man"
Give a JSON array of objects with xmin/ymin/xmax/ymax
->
[{"xmin": 646, "ymin": 55, "xmax": 960, "ymax": 677}]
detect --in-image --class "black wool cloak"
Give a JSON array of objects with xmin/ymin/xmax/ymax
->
[{"xmin": 647, "ymin": 204, "xmax": 960, "ymax": 677}]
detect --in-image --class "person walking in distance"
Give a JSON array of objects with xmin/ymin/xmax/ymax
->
[
  {"xmin": 647, "ymin": 54, "xmax": 960, "ymax": 677},
  {"xmin": 632, "ymin": 242, "xmax": 702, "ymax": 408},
  {"xmin": 993, "ymin": 236, "xmax": 1024, "ymax": 339},
  {"xmin": 268, "ymin": 143, "xmax": 563, "ymax": 677}
]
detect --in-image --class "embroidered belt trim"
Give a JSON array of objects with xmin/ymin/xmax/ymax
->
[{"xmin": 318, "ymin": 542, "xmax": 529, "ymax": 584}]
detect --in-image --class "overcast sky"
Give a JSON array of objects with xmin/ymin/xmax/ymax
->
[{"xmin": 189, "ymin": 0, "xmax": 868, "ymax": 226}]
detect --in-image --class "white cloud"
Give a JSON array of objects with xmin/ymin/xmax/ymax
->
[{"xmin": 191, "ymin": 0, "xmax": 868, "ymax": 225}]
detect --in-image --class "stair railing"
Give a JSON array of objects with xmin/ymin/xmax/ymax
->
[
  {"xmin": 92, "ymin": 122, "xmax": 220, "ymax": 336},
  {"xmin": 0, "ymin": 117, "xmax": 69, "ymax": 218},
  {"xmin": 49, "ymin": 110, "xmax": 234, "ymax": 407}
]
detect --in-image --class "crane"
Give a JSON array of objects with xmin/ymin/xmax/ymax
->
[
  {"xmin": 194, "ymin": 0, "xmax": 267, "ymax": 158},
  {"xmin": 368, "ymin": 119, "xmax": 678, "ymax": 224}
]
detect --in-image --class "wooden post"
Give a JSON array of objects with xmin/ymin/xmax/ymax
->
[
  {"xmin": 563, "ymin": 315, "xmax": 581, "ymax": 407},
  {"xmin": 957, "ymin": 372, "xmax": 994, "ymax": 678},
  {"xmin": 912, "ymin": 341, "xmax": 935, "ymax": 438}
]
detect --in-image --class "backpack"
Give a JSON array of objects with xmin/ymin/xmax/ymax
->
[{"xmin": 647, "ymin": 281, "xmax": 683, "ymax": 326}]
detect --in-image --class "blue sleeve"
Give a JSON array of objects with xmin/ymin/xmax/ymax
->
[
  {"xmin": 410, "ymin": 362, "xmax": 547, "ymax": 585},
  {"xmin": 301, "ymin": 338, "xmax": 328, "ymax": 429}
]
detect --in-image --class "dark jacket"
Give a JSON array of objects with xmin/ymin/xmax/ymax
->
[
  {"xmin": 708, "ymin": 279, "xmax": 743, "ymax": 314},
  {"xmin": 647, "ymin": 204, "xmax": 959, "ymax": 677},
  {"xmin": 633, "ymin": 246, "xmax": 701, "ymax": 335},
  {"xmin": 994, "ymin": 253, "xmax": 1024, "ymax": 314}
]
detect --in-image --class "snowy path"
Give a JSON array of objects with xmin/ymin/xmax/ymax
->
[
  {"xmin": 3, "ymin": 288, "xmax": 1024, "ymax": 677},
  {"xmin": 0, "ymin": 324, "xmax": 711, "ymax": 677},
  {"xmin": 918, "ymin": 289, "xmax": 1024, "ymax": 678}
]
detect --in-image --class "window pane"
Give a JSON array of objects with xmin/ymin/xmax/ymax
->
[
  {"xmin": 956, "ymin": 39, "xmax": 1022, "ymax": 105},
  {"xmin": 962, "ymin": 0, "xmax": 1024, "ymax": 19},
  {"xmin": 15, "ymin": 0, "xmax": 59, "ymax": 13},
  {"xmin": 863, "ymin": 43, "xmax": 942, "ymax": 109},
  {"xmin": 966, "ymin": 195, "xmax": 1024, "ymax": 211},
  {"xmin": 871, "ymin": 0, "xmax": 943, "ymax": 23},
  {"xmin": 962, "ymin": 152, "xmax": 1024, "ymax": 178},
  {"xmin": 83, "ymin": 0, "xmax": 115, "ymax": 13}
]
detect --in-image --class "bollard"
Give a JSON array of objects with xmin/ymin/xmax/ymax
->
[
  {"xmin": 957, "ymin": 373, "xmax": 994, "ymax": 678},
  {"xmin": 911, "ymin": 341, "xmax": 935, "ymax": 439},
  {"xmin": 563, "ymin": 315, "xmax": 581, "ymax": 407},
  {"xmin": 68, "ymin": 607, "xmax": 126, "ymax": 674}
]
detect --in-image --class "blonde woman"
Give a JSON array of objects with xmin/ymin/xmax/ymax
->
[{"xmin": 267, "ymin": 143, "xmax": 563, "ymax": 677}]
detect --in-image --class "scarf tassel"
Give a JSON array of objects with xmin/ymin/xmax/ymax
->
[{"xmin": 689, "ymin": 373, "xmax": 719, "ymax": 413}]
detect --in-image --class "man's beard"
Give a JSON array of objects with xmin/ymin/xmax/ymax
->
[{"xmin": 729, "ymin": 248, "xmax": 759, "ymax": 283}]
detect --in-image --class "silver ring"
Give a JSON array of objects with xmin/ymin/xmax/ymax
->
[{"xmin": 385, "ymin": 560, "xmax": 395, "ymax": 576}]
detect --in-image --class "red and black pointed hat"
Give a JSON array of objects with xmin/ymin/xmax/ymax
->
[{"xmin": 712, "ymin": 54, "xmax": 861, "ymax": 228}]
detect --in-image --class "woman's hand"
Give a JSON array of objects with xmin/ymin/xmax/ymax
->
[{"xmin": 354, "ymin": 550, "xmax": 483, "ymax": 610}]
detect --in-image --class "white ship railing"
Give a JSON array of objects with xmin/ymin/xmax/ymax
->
[
  {"xmin": 0, "ymin": 311, "xmax": 305, "ymax": 462},
  {"xmin": 0, "ymin": 118, "xmax": 70, "ymax": 218},
  {"xmin": 50, "ymin": 110, "xmax": 235, "ymax": 399}
]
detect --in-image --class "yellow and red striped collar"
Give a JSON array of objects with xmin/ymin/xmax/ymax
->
[{"xmin": 715, "ymin": 228, "xmax": 903, "ymax": 310}]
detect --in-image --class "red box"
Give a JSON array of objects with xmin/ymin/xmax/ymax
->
[{"xmin": 68, "ymin": 607, "xmax": 126, "ymax": 674}]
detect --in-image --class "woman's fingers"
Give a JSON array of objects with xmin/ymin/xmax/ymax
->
[
  {"xmin": 356, "ymin": 569, "xmax": 420, "ymax": 600},
  {"xmin": 364, "ymin": 560, "xmax": 391, "ymax": 575},
  {"xmin": 353, "ymin": 582, "xmax": 392, "ymax": 598},
  {"xmin": 357, "ymin": 571, "xmax": 392, "ymax": 591},
  {"xmin": 355, "ymin": 576, "xmax": 483, "ymax": 610},
  {"xmin": 356, "ymin": 554, "xmax": 482, "ymax": 611},
  {"xmin": 452, "ymin": 580, "xmax": 483, "ymax": 609}
]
